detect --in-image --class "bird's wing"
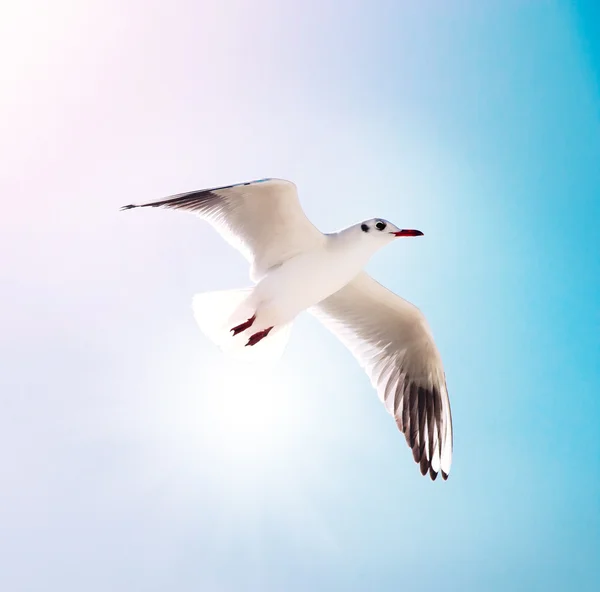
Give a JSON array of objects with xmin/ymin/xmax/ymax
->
[
  {"xmin": 310, "ymin": 271, "xmax": 453, "ymax": 480},
  {"xmin": 121, "ymin": 178, "xmax": 324, "ymax": 279}
]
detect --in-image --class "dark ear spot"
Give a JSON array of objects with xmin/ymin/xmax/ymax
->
[{"xmin": 361, "ymin": 224, "xmax": 369, "ymax": 232}]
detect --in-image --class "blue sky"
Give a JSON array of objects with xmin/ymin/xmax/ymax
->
[{"xmin": 1, "ymin": 1, "xmax": 599, "ymax": 590}]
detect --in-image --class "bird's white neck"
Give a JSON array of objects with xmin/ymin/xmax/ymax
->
[{"xmin": 326, "ymin": 228, "xmax": 384, "ymax": 269}]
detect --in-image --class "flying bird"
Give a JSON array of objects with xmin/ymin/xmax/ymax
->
[{"xmin": 121, "ymin": 178, "xmax": 453, "ymax": 480}]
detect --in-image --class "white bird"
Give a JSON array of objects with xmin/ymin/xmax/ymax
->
[{"xmin": 121, "ymin": 178, "xmax": 453, "ymax": 480}]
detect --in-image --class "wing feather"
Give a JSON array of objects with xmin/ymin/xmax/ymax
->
[
  {"xmin": 310, "ymin": 271, "xmax": 453, "ymax": 480},
  {"xmin": 121, "ymin": 178, "xmax": 324, "ymax": 280}
]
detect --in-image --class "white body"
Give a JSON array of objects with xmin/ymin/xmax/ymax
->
[{"xmin": 248, "ymin": 230, "xmax": 379, "ymax": 331}]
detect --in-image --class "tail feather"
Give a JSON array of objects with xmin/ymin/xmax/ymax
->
[{"xmin": 191, "ymin": 288, "xmax": 292, "ymax": 362}]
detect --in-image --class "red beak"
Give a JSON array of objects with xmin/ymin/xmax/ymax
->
[{"xmin": 391, "ymin": 229, "xmax": 424, "ymax": 237}]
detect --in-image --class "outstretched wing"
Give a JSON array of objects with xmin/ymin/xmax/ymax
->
[
  {"xmin": 310, "ymin": 272, "xmax": 453, "ymax": 480},
  {"xmin": 121, "ymin": 178, "xmax": 324, "ymax": 279}
]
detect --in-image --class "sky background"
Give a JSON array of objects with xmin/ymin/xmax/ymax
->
[{"xmin": 1, "ymin": 0, "xmax": 599, "ymax": 590}]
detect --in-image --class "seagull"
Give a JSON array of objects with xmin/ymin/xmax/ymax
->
[{"xmin": 121, "ymin": 178, "xmax": 453, "ymax": 480}]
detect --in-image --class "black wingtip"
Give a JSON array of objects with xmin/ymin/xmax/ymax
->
[
  {"xmin": 429, "ymin": 468, "xmax": 438, "ymax": 481},
  {"xmin": 413, "ymin": 446, "xmax": 422, "ymax": 464},
  {"xmin": 120, "ymin": 204, "xmax": 137, "ymax": 211},
  {"xmin": 441, "ymin": 471, "xmax": 449, "ymax": 481}
]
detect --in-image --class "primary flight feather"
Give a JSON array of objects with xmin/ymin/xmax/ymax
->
[{"xmin": 121, "ymin": 178, "xmax": 453, "ymax": 480}]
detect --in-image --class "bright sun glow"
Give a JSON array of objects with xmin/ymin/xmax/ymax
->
[
  {"xmin": 204, "ymin": 361, "xmax": 293, "ymax": 462},
  {"xmin": 157, "ymin": 354, "xmax": 306, "ymax": 483}
]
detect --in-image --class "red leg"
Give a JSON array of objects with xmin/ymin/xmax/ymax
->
[
  {"xmin": 230, "ymin": 314, "xmax": 256, "ymax": 336},
  {"xmin": 245, "ymin": 326, "xmax": 273, "ymax": 346}
]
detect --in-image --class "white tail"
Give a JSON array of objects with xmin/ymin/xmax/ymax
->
[{"xmin": 191, "ymin": 288, "xmax": 293, "ymax": 363}]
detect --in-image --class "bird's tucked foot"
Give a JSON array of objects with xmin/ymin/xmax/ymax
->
[
  {"xmin": 245, "ymin": 326, "xmax": 273, "ymax": 346},
  {"xmin": 230, "ymin": 314, "xmax": 256, "ymax": 336}
]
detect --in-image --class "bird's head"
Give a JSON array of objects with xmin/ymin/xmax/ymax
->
[
  {"xmin": 333, "ymin": 218, "xmax": 424, "ymax": 262},
  {"xmin": 354, "ymin": 218, "xmax": 424, "ymax": 243}
]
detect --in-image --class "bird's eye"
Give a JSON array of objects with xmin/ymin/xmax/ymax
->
[
  {"xmin": 361, "ymin": 224, "xmax": 369, "ymax": 232},
  {"xmin": 375, "ymin": 221, "xmax": 387, "ymax": 231}
]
